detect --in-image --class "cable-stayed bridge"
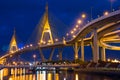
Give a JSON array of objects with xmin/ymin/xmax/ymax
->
[{"xmin": 0, "ymin": 4, "xmax": 120, "ymax": 65}]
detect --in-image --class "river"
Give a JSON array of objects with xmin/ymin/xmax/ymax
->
[{"xmin": 0, "ymin": 67, "xmax": 120, "ymax": 80}]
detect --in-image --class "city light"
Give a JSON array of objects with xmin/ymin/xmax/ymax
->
[
  {"xmin": 40, "ymin": 40, "xmax": 43, "ymax": 43},
  {"xmin": 33, "ymin": 54, "xmax": 36, "ymax": 65},
  {"xmin": 43, "ymin": 41, "xmax": 46, "ymax": 44},
  {"xmin": 30, "ymin": 44, "xmax": 33, "ymax": 47},
  {"xmin": 107, "ymin": 58, "xmax": 120, "ymax": 63},
  {"xmin": 33, "ymin": 54, "xmax": 36, "ymax": 59},
  {"xmin": 55, "ymin": 38, "xmax": 59, "ymax": 42},
  {"xmin": 72, "ymin": 35, "xmax": 76, "ymax": 38},
  {"xmin": 26, "ymin": 45, "xmax": 29, "ymax": 48},
  {"xmin": 48, "ymin": 40, "xmax": 51, "ymax": 43},
  {"xmin": 63, "ymin": 37, "xmax": 66, "ymax": 44}
]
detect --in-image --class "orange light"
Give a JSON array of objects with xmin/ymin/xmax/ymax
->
[
  {"xmin": 43, "ymin": 41, "xmax": 46, "ymax": 44},
  {"xmin": 72, "ymin": 35, "xmax": 76, "ymax": 38},
  {"xmin": 71, "ymin": 31, "xmax": 74, "ymax": 34},
  {"xmin": 81, "ymin": 14, "xmax": 86, "ymax": 18},
  {"xmin": 73, "ymin": 28, "xmax": 76, "ymax": 31},
  {"xmin": 104, "ymin": 11, "xmax": 109, "ymax": 16},
  {"xmin": 76, "ymin": 25, "xmax": 79, "ymax": 28},
  {"xmin": 48, "ymin": 40, "xmax": 51, "ymax": 43},
  {"xmin": 77, "ymin": 20, "xmax": 82, "ymax": 24}
]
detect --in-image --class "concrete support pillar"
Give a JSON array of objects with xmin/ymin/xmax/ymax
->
[
  {"xmin": 39, "ymin": 49, "xmax": 45, "ymax": 62},
  {"xmin": 101, "ymin": 47, "xmax": 106, "ymax": 61},
  {"xmin": 74, "ymin": 42, "xmax": 79, "ymax": 60},
  {"xmin": 49, "ymin": 48, "xmax": 55, "ymax": 61},
  {"xmin": 58, "ymin": 48, "xmax": 63, "ymax": 60},
  {"xmin": 93, "ymin": 29, "xmax": 99, "ymax": 63},
  {"xmin": 81, "ymin": 38, "xmax": 84, "ymax": 62}
]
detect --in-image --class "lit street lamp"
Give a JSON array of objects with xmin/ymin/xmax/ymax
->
[
  {"xmin": 33, "ymin": 54, "xmax": 36, "ymax": 65},
  {"xmin": 110, "ymin": 0, "xmax": 115, "ymax": 12}
]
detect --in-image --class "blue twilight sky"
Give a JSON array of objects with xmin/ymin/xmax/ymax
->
[{"xmin": 0, "ymin": 0, "xmax": 120, "ymax": 61}]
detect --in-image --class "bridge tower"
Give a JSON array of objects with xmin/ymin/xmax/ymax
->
[
  {"xmin": 38, "ymin": 4, "xmax": 55, "ymax": 62},
  {"xmin": 40, "ymin": 4, "xmax": 54, "ymax": 45},
  {"xmin": 9, "ymin": 29, "xmax": 18, "ymax": 53}
]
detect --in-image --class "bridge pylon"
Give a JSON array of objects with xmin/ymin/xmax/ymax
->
[
  {"xmin": 40, "ymin": 4, "xmax": 54, "ymax": 45},
  {"xmin": 9, "ymin": 29, "xmax": 18, "ymax": 53}
]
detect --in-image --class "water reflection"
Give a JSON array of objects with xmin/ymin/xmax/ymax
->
[
  {"xmin": 0, "ymin": 67, "xmax": 119, "ymax": 80},
  {"xmin": 75, "ymin": 73, "xmax": 79, "ymax": 80}
]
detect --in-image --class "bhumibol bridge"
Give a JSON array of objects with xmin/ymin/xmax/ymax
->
[{"xmin": 0, "ymin": 5, "xmax": 120, "ymax": 65}]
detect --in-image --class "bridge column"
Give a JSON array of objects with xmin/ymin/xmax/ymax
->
[
  {"xmin": 58, "ymin": 48, "xmax": 63, "ymax": 60},
  {"xmin": 39, "ymin": 49, "xmax": 45, "ymax": 62},
  {"xmin": 49, "ymin": 48, "xmax": 55, "ymax": 61},
  {"xmin": 101, "ymin": 47, "xmax": 106, "ymax": 61},
  {"xmin": 93, "ymin": 28, "xmax": 99, "ymax": 63},
  {"xmin": 81, "ymin": 38, "xmax": 84, "ymax": 61},
  {"xmin": 74, "ymin": 42, "xmax": 79, "ymax": 60}
]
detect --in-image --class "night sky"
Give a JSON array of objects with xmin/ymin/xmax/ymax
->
[{"xmin": 0, "ymin": 0, "xmax": 120, "ymax": 61}]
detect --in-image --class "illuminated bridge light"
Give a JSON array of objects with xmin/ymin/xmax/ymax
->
[
  {"xmin": 72, "ymin": 35, "xmax": 76, "ymax": 38},
  {"xmin": 11, "ymin": 51, "xmax": 14, "ymax": 53},
  {"xmin": 107, "ymin": 58, "xmax": 111, "ymax": 62},
  {"xmin": 71, "ymin": 31, "xmax": 74, "ymax": 34},
  {"xmin": 30, "ymin": 44, "xmax": 33, "ymax": 47},
  {"xmin": 104, "ymin": 11, "xmax": 109, "ymax": 16},
  {"xmin": 77, "ymin": 19, "xmax": 82, "ymax": 24},
  {"xmin": 48, "ymin": 40, "xmax": 51, "ymax": 43},
  {"xmin": 43, "ymin": 41, "xmax": 46, "ymax": 44},
  {"xmin": 81, "ymin": 14, "xmax": 86, "ymax": 18},
  {"xmin": 55, "ymin": 38, "xmax": 59, "ymax": 42},
  {"xmin": 40, "ymin": 40, "xmax": 43, "ymax": 43},
  {"xmin": 38, "ymin": 43, "xmax": 40, "ymax": 45},
  {"xmin": 73, "ymin": 28, "xmax": 77, "ymax": 31},
  {"xmin": 76, "ymin": 25, "xmax": 79, "ymax": 28},
  {"xmin": 26, "ymin": 45, "xmax": 29, "ymax": 48},
  {"xmin": 66, "ymin": 33, "xmax": 69, "ymax": 36}
]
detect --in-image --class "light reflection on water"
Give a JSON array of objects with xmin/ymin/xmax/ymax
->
[{"xmin": 0, "ymin": 67, "xmax": 119, "ymax": 80}]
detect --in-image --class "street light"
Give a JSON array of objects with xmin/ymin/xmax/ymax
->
[
  {"xmin": 104, "ymin": 11, "xmax": 109, "ymax": 16},
  {"xmin": 33, "ymin": 54, "xmax": 36, "ymax": 65},
  {"xmin": 81, "ymin": 14, "xmax": 86, "ymax": 18},
  {"xmin": 110, "ymin": 0, "xmax": 115, "ymax": 12},
  {"xmin": 77, "ymin": 20, "xmax": 82, "ymax": 24}
]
